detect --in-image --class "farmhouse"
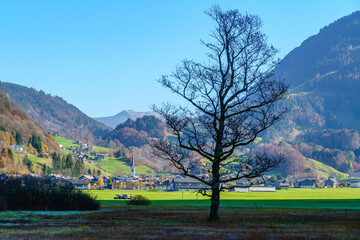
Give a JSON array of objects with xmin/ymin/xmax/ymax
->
[
  {"xmin": 235, "ymin": 178, "xmax": 251, "ymax": 187},
  {"xmin": 98, "ymin": 151, "xmax": 109, "ymax": 156},
  {"xmin": 62, "ymin": 179, "xmax": 90, "ymax": 189},
  {"xmin": 324, "ymin": 178, "xmax": 338, "ymax": 188},
  {"xmin": 265, "ymin": 180, "xmax": 290, "ymax": 190},
  {"xmin": 348, "ymin": 179, "xmax": 360, "ymax": 188},
  {"xmin": 167, "ymin": 177, "xmax": 208, "ymax": 191},
  {"xmin": 298, "ymin": 179, "xmax": 316, "ymax": 188}
]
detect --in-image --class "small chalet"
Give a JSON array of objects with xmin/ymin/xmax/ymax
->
[
  {"xmin": 98, "ymin": 151, "xmax": 109, "ymax": 156},
  {"xmin": 97, "ymin": 155, "xmax": 105, "ymax": 161}
]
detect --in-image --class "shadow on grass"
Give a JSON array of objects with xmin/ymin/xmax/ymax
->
[{"xmin": 99, "ymin": 199, "xmax": 360, "ymax": 210}]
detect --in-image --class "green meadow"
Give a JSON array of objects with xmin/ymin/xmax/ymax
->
[{"xmin": 92, "ymin": 188, "xmax": 360, "ymax": 210}]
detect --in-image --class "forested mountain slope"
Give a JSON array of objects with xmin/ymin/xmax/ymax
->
[
  {"xmin": 264, "ymin": 11, "xmax": 360, "ymax": 177},
  {"xmin": 0, "ymin": 82, "xmax": 110, "ymax": 144},
  {"xmin": 274, "ymin": 11, "xmax": 360, "ymax": 131},
  {"xmin": 0, "ymin": 89, "xmax": 58, "ymax": 173}
]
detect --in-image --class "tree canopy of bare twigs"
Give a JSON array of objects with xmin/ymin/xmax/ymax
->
[{"xmin": 152, "ymin": 6, "xmax": 287, "ymax": 221}]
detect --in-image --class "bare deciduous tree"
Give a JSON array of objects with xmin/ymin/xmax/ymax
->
[{"xmin": 152, "ymin": 6, "xmax": 287, "ymax": 220}]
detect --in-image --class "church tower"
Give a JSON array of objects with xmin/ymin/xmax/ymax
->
[{"xmin": 131, "ymin": 149, "xmax": 135, "ymax": 178}]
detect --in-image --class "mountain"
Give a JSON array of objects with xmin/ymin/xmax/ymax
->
[
  {"xmin": 0, "ymin": 89, "xmax": 58, "ymax": 173},
  {"xmin": 95, "ymin": 110, "xmax": 159, "ymax": 129},
  {"xmin": 0, "ymin": 82, "xmax": 110, "ymax": 144},
  {"xmin": 265, "ymin": 11, "xmax": 360, "ymax": 177},
  {"xmin": 104, "ymin": 115, "xmax": 165, "ymax": 147},
  {"xmin": 275, "ymin": 11, "xmax": 360, "ymax": 130}
]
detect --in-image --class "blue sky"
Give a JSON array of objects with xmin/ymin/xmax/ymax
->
[{"xmin": 0, "ymin": 1, "xmax": 359, "ymax": 117}]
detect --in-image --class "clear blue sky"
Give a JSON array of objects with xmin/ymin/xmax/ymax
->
[{"xmin": 0, "ymin": 1, "xmax": 359, "ymax": 117}]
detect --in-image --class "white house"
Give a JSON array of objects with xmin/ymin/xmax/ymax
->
[{"xmin": 10, "ymin": 145, "xmax": 24, "ymax": 151}]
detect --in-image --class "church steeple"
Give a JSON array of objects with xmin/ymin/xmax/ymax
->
[{"xmin": 131, "ymin": 149, "xmax": 135, "ymax": 178}]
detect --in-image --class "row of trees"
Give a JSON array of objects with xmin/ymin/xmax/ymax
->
[{"xmin": 52, "ymin": 153, "xmax": 86, "ymax": 177}]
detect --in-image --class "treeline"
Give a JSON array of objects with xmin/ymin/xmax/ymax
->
[
  {"xmin": 0, "ymin": 176, "xmax": 99, "ymax": 211},
  {"xmin": 51, "ymin": 153, "xmax": 87, "ymax": 177}
]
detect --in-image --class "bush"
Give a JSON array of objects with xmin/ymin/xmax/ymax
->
[
  {"xmin": 0, "ymin": 177, "xmax": 100, "ymax": 211},
  {"xmin": 127, "ymin": 195, "xmax": 151, "ymax": 206}
]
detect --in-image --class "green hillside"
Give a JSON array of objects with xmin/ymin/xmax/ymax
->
[
  {"xmin": 306, "ymin": 158, "xmax": 349, "ymax": 180},
  {"xmin": 55, "ymin": 136, "xmax": 164, "ymax": 176}
]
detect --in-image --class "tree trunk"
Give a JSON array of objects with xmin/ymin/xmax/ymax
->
[
  {"xmin": 209, "ymin": 188, "xmax": 220, "ymax": 221},
  {"xmin": 209, "ymin": 159, "xmax": 220, "ymax": 221}
]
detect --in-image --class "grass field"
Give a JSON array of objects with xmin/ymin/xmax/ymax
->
[
  {"xmin": 14, "ymin": 152, "xmax": 52, "ymax": 169},
  {"xmin": 91, "ymin": 188, "xmax": 360, "ymax": 210},
  {"xmin": 96, "ymin": 157, "xmax": 156, "ymax": 175}
]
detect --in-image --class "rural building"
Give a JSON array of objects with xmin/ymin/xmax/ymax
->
[
  {"xmin": 348, "ymin": 179, "xmax": 360, "ymax": 188},
  {"xmin": 80, "ymin": 144, "xmax": 88, "ymax": 149},
  {"xmin": 97, "ymin": 155, "xmax": 105, "ymax": 161},
  {"xmin": 235, "ymin": 178, "xmax": 251, "ymax": 187},
  {"xmin": 234, "ymin": 186, "xmax": 276, "ymax": 192},
  {"xmin": 98, "ymin": 151, "xmax": 109, "ymax": 156},
  {"xmin": 112, "ymin": 180, "xmax": 143, "ymax": 190},
  {"xmin": 266, "ymin": 180, "xmax": 291, "ymax": 190},
  {"xmin": 79, "ymin": 175, "xmax": 93, "ymax": 181},
  {"xmin": 249, "ymin": 186, "xmax": 276, "ymax": 192},
  {"xmin": 62, "ymin": 179, "xmax": 90, "ymax": 189},
  {"xmin": 155, "ymin": 184, "xmax": 167, "ymax": 190},
  {"xmin": 39, "ymin": 152, "xmax": 50, "ymax": 158},
  {"xmin": 278, "ymin": 181, "xmax": 290, "ymax": 190},
  {"xmin": 324, "ymin": 178, "xmax": 338, "ymax": 188},
  {"xmin": 298, "ymin": 179, "xmax": 316, "ymax": 188},
  {"xmin": 167, "ymin": 177, "xmax": 208, "ymax": 191},
  {"xmin": 10, "ymin": 145, "xmax": 24, "ymax": 151}
]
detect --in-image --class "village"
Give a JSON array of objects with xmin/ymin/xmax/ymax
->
[{"xmin": 7, "ymin": 140, "xmax": 360, "ymax": 193}]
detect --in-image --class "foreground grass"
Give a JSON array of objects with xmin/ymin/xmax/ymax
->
[{"xmin": 0, "ymin": 207, "xmax": 359, "ymax": 239}]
